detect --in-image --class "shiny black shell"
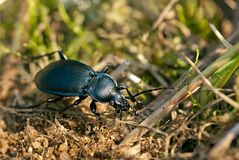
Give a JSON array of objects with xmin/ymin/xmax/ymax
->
[
  {"xmin": 87, "ymin": 73, "xmax": 118, "ymax": 102},
  {"xmin": 34, "ymin": 60, "xmax": 95, "ymax": 96}
]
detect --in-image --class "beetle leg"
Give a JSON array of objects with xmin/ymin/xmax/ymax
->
[
  {"xmin": 115, "ymin": 106, "xmax": 123, "ymax": 120},
  {"xmin": 130, "ymin": 105, "xmax": 138, "ymax": 116},
  {"xmin": 73, "ymin": 96, "xmax": 87, "ymax": 105},
  {"xmin": 21, "ymin": 96, "xmax": 63, "ymax": 109},
  {"xmin": 31, "ymin": 50, "xmax": 68, "ymax": 60},
  {"xmin": 46, "ymin": 96, "xmax": 63, "ymax": 104},
  {"xmin": 100, "ymin": 65, "xmax": 110, "ymax": 73},
  {"xmin": 44, "ymin": 96, "xmax": 64, "ymax": 110},
  {"xmin": 58, "ymin": 96, "xmax": 87, "ymax": 113},
  {"xmin": 90, "ymin": 100, "xmax": 100, "ymax": 116},
  {"xmin": 57, "ymin": 51, "xmax": 68, "ymax": 60},
  {"xmin": 19, "ymin": 100, "xmax": 49, "ymax": 109},
  {"xmin": 119, "ymin": 110, "xmax": 123, "ymax": 120},
  {"xmin": 89, "ymin": 71, "xmax": 96, "ymax": 77}
]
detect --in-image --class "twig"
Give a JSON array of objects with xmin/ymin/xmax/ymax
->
[
  {"xmin": 93, "ymin": 55, "xmax": 125, "ymax": 72},
  {"xmin": 131, "ymin": 61, "xmax": 169, "ymax": 87},
  {"xmin": 110, "ymin": 61, "xmax": 130, "ymax": 79},
  {"xmin": 209, "ymin": 23, "xmax": 232, "ymax": 48},
  {"xmin": 198, "ymin": 21, "xmax": 239, "ymax": 69},
  {"xmin": 232, "ymin": 2, "xmax": 239, "ymax": 29},
  {"xmin": 115, "ymin": 119, "xmax": 166, "ymax": 135},
  {"xmin": 153, "ymin": 0, "xmax": 179, "ymax": 29},
  {"xmin": 227, "ymin": 27, "xmax": 239, "ymax": 43},
  {"xmin": 208, "ymin": 122, "xmax": 239, "ymax": 159}
]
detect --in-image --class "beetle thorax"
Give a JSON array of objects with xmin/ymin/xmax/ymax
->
[{"xmin": 87, "ymin": 73, "xmax": 118, "ymax": 102}]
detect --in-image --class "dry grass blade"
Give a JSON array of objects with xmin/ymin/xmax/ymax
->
[
  {"xmin": 187, "ymin": 93, "xmax": 236, "ymax": 122},
  {"xmin": 208, "ymin": 123, "xmax": 239, "ymax": 159},
  {"xmin": 117, "ymin": 42, "xmax": 239, "ymax": 149},
  {"xmin": 209, "ymin": 23, "xmax": 232, "ymax": 48},
  {"xmin": 181, "ymin": 52, "xmax": 239, "ymax": 109},
  {"xmin": 153, "ymin": 0, "xmax": 179, "ymax": 29}
]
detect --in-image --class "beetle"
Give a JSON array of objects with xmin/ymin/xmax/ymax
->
[{"xmin": 33, "ymin": 51, "xmax": 162, "ymax": 118}]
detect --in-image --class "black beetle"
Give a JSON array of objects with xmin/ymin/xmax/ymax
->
[{"xmin": 33, "ymin": 51, "xmax": 162, "ymax": 118}]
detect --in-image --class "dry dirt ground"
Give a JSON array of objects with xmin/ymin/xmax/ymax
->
[{"xmin": 0, "ymin": 54, "xmax": 239, "ymax": 160}]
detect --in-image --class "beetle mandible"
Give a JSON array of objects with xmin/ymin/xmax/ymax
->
[{"xmin": 33, "ymin": 51, "xmax": 160, "ymax": 118}]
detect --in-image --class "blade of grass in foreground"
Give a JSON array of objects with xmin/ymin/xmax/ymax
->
[
  {"xmin": 199, "ymin": 54, "xmax": 239, "ymax": 106},
  {"xmin": 117, "ymin": 42, "xmax": 239, "ymax": 149}
]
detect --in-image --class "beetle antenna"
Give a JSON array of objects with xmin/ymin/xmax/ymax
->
[
  {"xmin": 126, "ymin": 87, "xmax": 174, "ymax": 99},
  {"xmin": 130, "ymin": 105, "xmax": 138, "ymax": 116},
  {"xmin": 14, "ymin": 101, "xmax": 46, "ymax": 109}
]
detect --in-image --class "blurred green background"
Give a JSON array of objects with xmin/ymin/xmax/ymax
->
[{"xmin": 0, "ymin": 0, "xmax": 238, "ymax": 81}]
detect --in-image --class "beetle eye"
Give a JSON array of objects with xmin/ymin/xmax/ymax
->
[{"xmin": 109, "ymin": 101, "xmax": 114, "ymax": 105}]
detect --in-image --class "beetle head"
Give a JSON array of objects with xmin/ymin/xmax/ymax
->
[{"xmin": 109, "ymin": 90, "xmax": 130, "ymax": 113}]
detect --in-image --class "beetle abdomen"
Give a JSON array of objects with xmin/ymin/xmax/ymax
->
[{"xmin": 35, "ymin": 60, "xmax": 95, "ymax": 96}]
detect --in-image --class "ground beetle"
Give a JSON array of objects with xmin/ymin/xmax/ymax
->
[{"xmin": 33, "ymin": 51, "xmax": 162, "ymax": 118}]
